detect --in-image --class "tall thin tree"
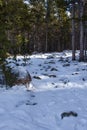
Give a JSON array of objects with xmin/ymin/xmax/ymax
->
[
  {"xmin": 79, "ymin": 0, "xmax": 84, "ymax": 61},
  {"xmin": 71, "ymin": 1, "xmax": 76, "ymax": 60}
]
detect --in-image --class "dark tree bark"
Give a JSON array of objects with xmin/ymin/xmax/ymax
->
[
  {"xmin": 79, "ymin": 0, "xmax": 84, "ymax": 61},
  {"xmin": 72, "ymin": 1, "xmax": 76, "ymax": 60},
  {"xmin": 83, "ymin": 2, "xmax": 87, "ymax": 61}
]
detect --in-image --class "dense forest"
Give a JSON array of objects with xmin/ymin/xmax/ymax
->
[{"xmin": 0, "ymin": 0, "xmax": 87, "ymax": 61}]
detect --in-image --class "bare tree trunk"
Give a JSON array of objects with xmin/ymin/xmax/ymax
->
[
  {"xmin": 79, "ymin": 0, "xmax": 84, "ymax": 61},
  {"xmin": 45, "ymin": 0, "xmax": 50, "ymax": 52},
  {"xmin": 84, "ymin": 29, "xmax": 87, "ymax": 61},
  {"xmin": 72, "ymin": 2, "xmax": 76, "ymax": 60},
  {"xmin": 83, "ymin": 2, "xmax": 87, "ymax": 61},
  {"xmin": 45, "ymin": 22, "xmax": 48, "ymax": 52}
]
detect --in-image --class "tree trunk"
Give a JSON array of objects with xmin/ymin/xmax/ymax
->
[
  {"xmin": 45, "ymin": 22, "xmax": 48, "ymax": 52},
  {"xmin": 72, "ymin": 2, "xmax": 76, "ymax": 60},
  {"xmin": 84, "ymin": 2, "xmax": 87, "ymax": 61},
  {"xmin": 79, "ymin": 0, "xmax": 84, "ymax": 61},
  {"xmin": 45, "ymin": 0, "xmax": 50, "ymax": 52}
]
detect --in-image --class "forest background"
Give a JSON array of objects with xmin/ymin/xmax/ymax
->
[{"xmin": 0, "ymin": 0, "xmax": 87, "ymax": 61}]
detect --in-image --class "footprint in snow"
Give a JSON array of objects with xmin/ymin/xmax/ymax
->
[
  {"xmin": 16, "ymin": 101, "xmax": 25, "ymax": 107},
  {"xmin": 30, "ymin": 94, "xmax": 35, "ymax": 97},
  {"xmin": 16, "ymin": 100, "xmax": 37, "ymax": 107},
  {"xmin": 26, "ymin": 100, "xmax": 37, "ymax": 106}
]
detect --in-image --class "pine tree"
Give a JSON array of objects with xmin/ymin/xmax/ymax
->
[{"xmin": 0, "ymin": 0, "xmax": 10, "ymax": 61}]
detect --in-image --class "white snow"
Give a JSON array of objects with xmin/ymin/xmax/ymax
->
[{"xmin": 0, "ymin": 50, "xmax": 87, "ymax": 130}]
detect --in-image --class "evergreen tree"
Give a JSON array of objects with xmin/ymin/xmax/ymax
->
[{"xmin": 0, "ymin": 0, "xmax": 10, "ymax": 61}]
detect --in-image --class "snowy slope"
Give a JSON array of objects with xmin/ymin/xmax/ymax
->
[{"xmin": 0, "ymin": 51, "xmax": 87, "ymax": 130}]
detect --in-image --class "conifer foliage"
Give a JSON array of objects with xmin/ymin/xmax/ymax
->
[{"xmin": 0, "ymin": 0, "xmax": 87, "ymax": 61}]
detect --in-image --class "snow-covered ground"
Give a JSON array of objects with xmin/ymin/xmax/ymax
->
[{"xmin": 0, "ymin": 51, "xmax": 87, "ymax": 130}]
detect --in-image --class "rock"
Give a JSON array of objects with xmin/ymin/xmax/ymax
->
[
  {"xmin": 61, "ymin": 111, "xmax": 78, "ymax": 119},
  {"xmin": 33, "ymin": 76, "xmax": 41, "ymax": 80},
  {"xmin": 49, "ymin": 75, "xmax": 56, "ymax": 78},
  {"xmin": 47, "ymin": 55, "xmax": 54, "ymax": 59},
  {"xmin": 63, "ymin": 63, "xmax": 70, "ymax": 67},
  {"xmin": 50, "ymin": 68, "xmax": 58, "ymax": 71},
  {"xmin": 82, "ymin": 78, "xmax": 85, "ymax": 81}
]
